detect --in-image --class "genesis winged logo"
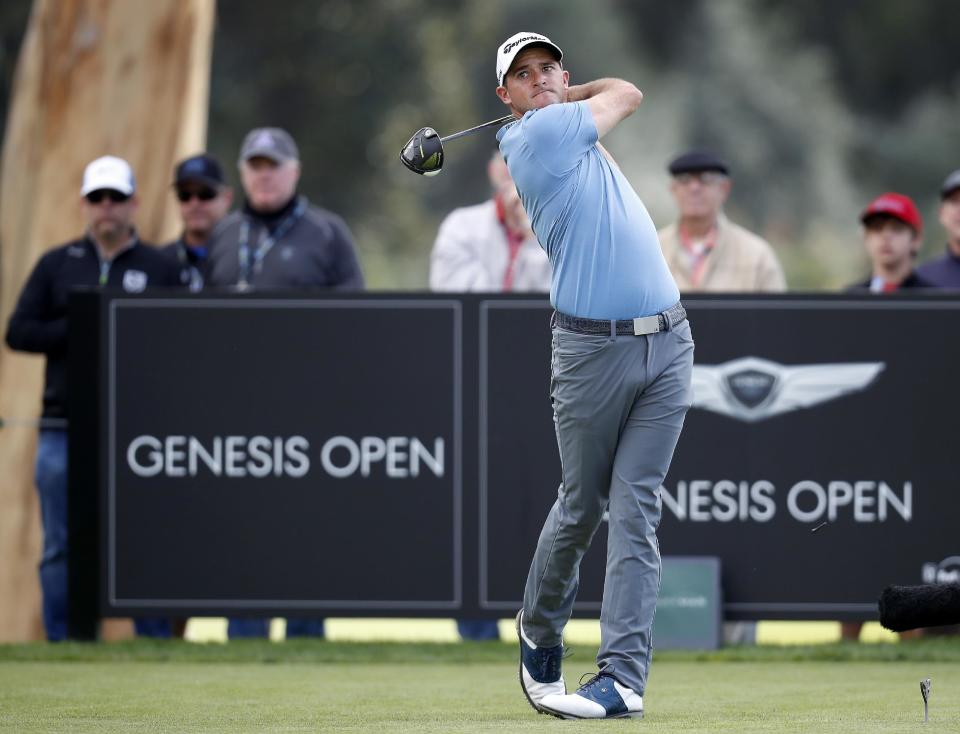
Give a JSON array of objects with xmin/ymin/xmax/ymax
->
[{"xmin": 691, "ymin": 357, "xmax": 885, "ymax": 422}]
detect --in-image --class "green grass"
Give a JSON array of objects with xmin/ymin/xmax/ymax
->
[{"xmin": 1, "ymin": 641, "xmax": 958, "ymax": 733}]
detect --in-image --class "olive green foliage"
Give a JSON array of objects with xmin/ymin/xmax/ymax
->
[{"xmin": 2, "ymin": 0, "xmax": 958, "ymax": 288}]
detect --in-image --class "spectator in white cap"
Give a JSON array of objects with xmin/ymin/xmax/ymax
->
[
  {"xmin": 5, "ymin": 155, "xmax": 180, "ymax": 641},
  {"xmin": 915, "ymin": 169, "xmax": 960, "ymax": 288}
]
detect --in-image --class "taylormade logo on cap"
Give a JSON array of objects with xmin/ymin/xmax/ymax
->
[{"xmin": 496, "ymin": 31, "xmax": 563, "ymax": 86}]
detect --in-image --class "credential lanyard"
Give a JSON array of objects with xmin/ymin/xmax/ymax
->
[{"xmin": 238, "ymin": 197, "xmax": 306, "ymax": 287}]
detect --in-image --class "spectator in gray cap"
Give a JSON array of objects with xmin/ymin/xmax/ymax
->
[
  {"xmin": 206, "ymin": 128, "xmax": 364, "ymax": 641},
  {"xmin": 205, "ymin": 126, "xmax": 364, "ymax": 290},
  {"xmin": 915, "ymin": 169, "xmax": 960, "ymax": 288},
  {"xmin": 658, "ymin": 150, "xmax": 785, "ymax": 292}
]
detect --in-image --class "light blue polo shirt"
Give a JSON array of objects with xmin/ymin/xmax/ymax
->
[{"xmin": 497, "ymin": 101, "xmax": 679, "ymax": 320}]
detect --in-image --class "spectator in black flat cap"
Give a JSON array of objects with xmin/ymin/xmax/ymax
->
[
  {"xmin": 161, "ymin": 154, "xmax": 233, "ymax": 291},
  {"xmin": 915, "ymin": 169, "xmax": 960, "ymax": 288},
  {"xmin": 658, "ymin": 150, "xmax": 785, "ymax": 292}
]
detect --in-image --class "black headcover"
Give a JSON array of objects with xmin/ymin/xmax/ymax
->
[{"xmin": 878, "ymin": 584, "xmax": 960, "ymax": 632}]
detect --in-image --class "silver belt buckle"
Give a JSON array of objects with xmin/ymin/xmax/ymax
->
[{"xmin": 633, "ymin": 315, "xmax": 661, "ymax": 336}]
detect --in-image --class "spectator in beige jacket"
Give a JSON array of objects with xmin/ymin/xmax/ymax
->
[{"xmin": 658, "ymin": 150, "xmax": 786, "ymax": 292}]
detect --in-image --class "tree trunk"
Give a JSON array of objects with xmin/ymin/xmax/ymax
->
[{"xmin": 0, "ymin": 0, "xmax": 215, "ymax": 642}]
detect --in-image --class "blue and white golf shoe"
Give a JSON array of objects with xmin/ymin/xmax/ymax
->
[
  {"xmin": 516, "ymin": 610, "xmax": 566, "ymax": 713},
  {"xmin": 539, "ymin": 671, "xmax": 644, "ymax": 719}
]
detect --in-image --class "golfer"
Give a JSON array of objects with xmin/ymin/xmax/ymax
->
[{"xmin": 496, "ymin": 33, "xmax": 694, "ymax": 720}]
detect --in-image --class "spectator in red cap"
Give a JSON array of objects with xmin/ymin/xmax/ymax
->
[
  {"xmin": 847, "ymin": 192, "xmax": 932, "ymax": 293},
  {"xmin": 915, "ymin": 169, "xmax": 960, "ymax": 288}
]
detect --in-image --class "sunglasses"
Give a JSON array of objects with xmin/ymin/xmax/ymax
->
[
  {"xmin": 176, "ymin": 188, "xmax": 218, "ymax": 203},
  {"xmin": 86, "ymin": 189, "xmax": 130, "ymax": 204}
]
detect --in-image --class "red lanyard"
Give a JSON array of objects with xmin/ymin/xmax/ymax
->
[
  {"xmin": 678, "ymin": 224, "xmax": 717, "ymax": 288},
  {"xmin": 496, "ymin": 195, "xmax": 526, "ymax": 292}
]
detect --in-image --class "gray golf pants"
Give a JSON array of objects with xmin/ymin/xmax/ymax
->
[{"xmin": 522, "ymin": 316, "xmax": 694, "ymax": 695}]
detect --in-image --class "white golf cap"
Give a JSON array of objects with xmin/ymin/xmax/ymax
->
[
  {"xmin": 80, "ymin": 155, "xmax": 135, "ymax": 196},
  {"xmin": 496, "ymin": 32, "xmax": 563, "ymax": 87}
]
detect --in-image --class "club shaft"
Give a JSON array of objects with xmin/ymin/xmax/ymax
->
[{"xmin": 440, "ymin": 115, "xmax": 515, "ymax": 143}]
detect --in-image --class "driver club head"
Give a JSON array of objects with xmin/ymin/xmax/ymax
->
[{"xmin": 399, "ymin": 127, "xmax": 444, "ymax": 176}]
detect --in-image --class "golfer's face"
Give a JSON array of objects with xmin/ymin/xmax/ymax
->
[{"xmin": 498, "ymin": 47, "xmax": 568, "ymax": 114}]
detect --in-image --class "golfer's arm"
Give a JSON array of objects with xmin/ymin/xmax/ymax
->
[{"xmin": 566, "ymin": 78, "xmax": 642, "ymax": 139}]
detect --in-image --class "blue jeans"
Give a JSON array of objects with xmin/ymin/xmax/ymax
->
[
  {"xmin": 227, "ymin": 618, "xmax": 271, "ymax": 638},
  {"xmin": 134, "ymin": 618, "xmax": 173, "ymax": 638},
  {"xmin": 457, "ymin": 619, "xmax": 500, "ymax": 640},
  {"xmin": 286, "ymin": 618, "xmax": 326, "ymax": 638},
  {"xmin": 35, "ymin": 429, "xmax": 68, "ymax": 642},
  {"xmin": 226, "ymin": 618, "xmax": 326, "ymax": 639}
]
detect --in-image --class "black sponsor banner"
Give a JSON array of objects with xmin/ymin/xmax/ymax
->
[
  {"xmin": 76, "ymin": 293, "xmax": 960, "ymax": 618},
  {"xmin": 103, "ymin": 298, "xmax": 461, "ymax": 613},
  {"xmin": 482, "ymin": 297, "xmax": 960, "ymax": 620}
]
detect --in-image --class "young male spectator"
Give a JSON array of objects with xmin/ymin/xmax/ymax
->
[
  {"xmin": 429, "ymin": 151, "xmax": 551, "ymax": 293},
  {"xmin": 658, "ymin": 150, "xmax": 785, "ymax": 292},
  {"xmin": 841, "ymin": 191, "xmax": 930, "ymax": 641},
  {"xmin": 5, "ymin": 155, "xmax": 180, "ymax": 641},
  {"xmin": 162, "ymin": 153, "xmax": 233, "ymax": 291},
  {"xmin": 206, "ymin": 128, "xmax": 365, "ymax": 639},
  {"xmin": 847, "ymin": 193, "xmax": 931, "ymax": 292},
  {"xmin": 206, "ymin": 127, "xmax": 363, "ymax": 290},
  {"xmin": 915, "ymin": 169, "xmax": 960, "ymax": 288}
]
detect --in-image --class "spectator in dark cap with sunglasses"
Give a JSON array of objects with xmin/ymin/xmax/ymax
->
[
  {"xmin": 162, "ymin": 154, "xmax": 233, "ymax": 291},
  {"xmin": 658, "ymin": 150, "xmax": 785, "ymax": 292},
  {"xmin": 5, "ymin": 155, "xmax": 179, "ymax": 641},
  {"xmin": 134, "ymin": 155, "xmax": 230, "ymax": 640},
  {"xmin": 206, "ymin": 127, "xmax": 363, "ymax": 290},
  {"xmin": 915, "ymin": 169, "xmax": 960, "ymax": 288}
]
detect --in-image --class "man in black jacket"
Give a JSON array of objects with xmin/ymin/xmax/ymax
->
[
  {"xmin": 162, "ymin": 153, "xmax": 233, "ymax": 291},
  {"xmin": 5, "ymin": 155, "xmax": 180, "ymax": 641}
]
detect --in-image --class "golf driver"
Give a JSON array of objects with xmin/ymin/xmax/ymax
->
[{"xmin": 399, "ymin": 114, "xmax": 514, "ymax": 176}]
